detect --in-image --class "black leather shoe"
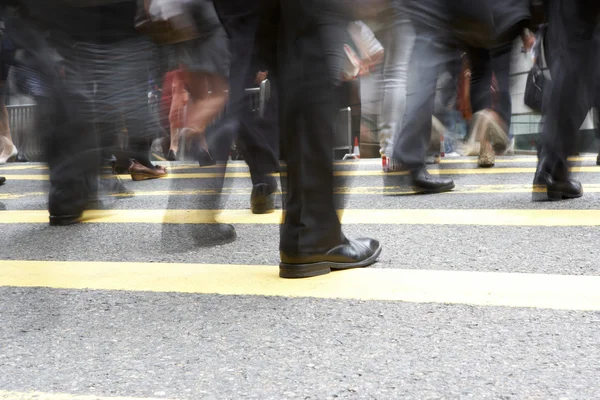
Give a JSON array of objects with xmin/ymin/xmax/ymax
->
[
  {"xmin": 533, "ymin": 171, "xmax": 583, "ymax": 201},
  {"xmin": 251, "ymin": 183, "xmax": 275, "ymax": 214},
  {"xmin": 192, "ymin": 223, "xmax": 237, "ymax": 247},
  {"xmin": 411, "ymin": 167, "xmax": 455, "ymax": 193},
  {"xmin": 596, "ymin": 153, "xmax": 600, "ymax": 166},
  {"xmin": 49, "ymin": 213, "xmax": 83, "ymax": 226},
  {"xmin": 0, "ymin": 176, "xmax": 6, "ymax": 186},
  {"xmin": 280, "ymin": 238, "xmax": 382, "ymax": 279},
  {"xmin": 166, "ymin": 150, "xmax": 178, "ymax": 161},
  {"xmin": 196, "ymin": 148, "xmax": 216, "ymax": 167}
]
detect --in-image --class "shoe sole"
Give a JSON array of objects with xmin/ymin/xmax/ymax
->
[
  {"xmin": 131, "ymin": 174, "xmax": 167, "ymax": 181},
  {"xmin": 532, "ymin": 185, "xmax": 584, "ymax": 201},
  {"xmin": 251, "ymin": 194, "xmax": 275, "ymax": 215},
  {"xmin": 415, "ymin": 182, "xmax": 455, "ymax": 194},
  {"xmin": 383, "ymin": 175, "xmax": 455, "ymax": 195},
  {"xmin": 279, "ymin": 244, "xmax": 382, "ymax": 279},
  {"xmin": 477, "ymin": 161, "xmax": 495, "ymax": 168},
  {"xmin": 49, "ymin": 215, "xmax": 82, "ymax": 226}
]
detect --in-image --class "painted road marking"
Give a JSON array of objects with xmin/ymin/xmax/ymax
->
[
  {"xmin": 2, "ymin": 208, "xmax": 600, "ymax": 226},
  {"xmin": 4, "ymin": 183, "xmax": 600, "ymax": 200},
  {"xmin": 6, "ymin": 183, "xmax": 600, "ymax": 200},
  {"xmin": 0, "ymin": 390, "xmax": 175, "ymax": 400},
  {"xmin": 1, "ymin": 260, "xmax": 599, "ymax": 311},
  {"xmin": 0, "ymin": 156, "xmax": 596, "ymax": 172},
  {"xmin": 5, "ymin": 165, "xmax": 600, "ymax": 181}
]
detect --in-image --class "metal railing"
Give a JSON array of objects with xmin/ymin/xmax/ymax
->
[
  {"xmin": 6, "ymin": 80, "xmax": 353, "ymax": 161},
  {"xmin": 6, "ymin": 104, "xmax": 43, "ymax": 160}
]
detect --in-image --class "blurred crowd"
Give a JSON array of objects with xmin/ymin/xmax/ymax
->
[{"xmin": 0, "ymin": 0, "xmax": 598, "ymax": 278}]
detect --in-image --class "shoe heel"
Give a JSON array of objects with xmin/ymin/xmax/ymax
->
[
  {"xmin": 131, "ymin": 173, "xmax": 151, "ymax": 181},
  {"xmin": 532, "ymin": 185, "xmax": 560, "ymax": 201},
  {"xmin": 279, "ymin": 263, "xmax": 331, "ymax": 279}
]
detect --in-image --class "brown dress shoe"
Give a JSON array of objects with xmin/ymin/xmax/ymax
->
[{"xmin": 129, "ymin": 160, "xmax": 168, "ymax": 181}]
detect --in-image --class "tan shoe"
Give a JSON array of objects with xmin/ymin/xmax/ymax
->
[
  {"xmin": 129, "ymin": 160, "xmax": 168, "ymax": 181},
  {"xmin": 478, "ymin": 138, "xmax": 495, "ymax": 168},
  {"xmin": 472, "ymin": 110, "xmax": 508, "ymax": 168}
]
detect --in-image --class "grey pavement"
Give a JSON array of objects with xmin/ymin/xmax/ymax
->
[{"xmin": 1, "ymin": 157, "xmax": 600, "ymax": 399}]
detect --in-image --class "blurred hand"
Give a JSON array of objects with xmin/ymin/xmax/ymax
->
[
  {"xmin": 255, "ymin": 70, "xmax": 268, "ymax": 85},
  {"xmin": 522, "ymin": 30, "xmax": 536, "ymax": 53}
]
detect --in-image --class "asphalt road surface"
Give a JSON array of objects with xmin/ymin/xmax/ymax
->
[{"xmin": 1, "ymin": 156, "xmax": 599, "ymax": 400}]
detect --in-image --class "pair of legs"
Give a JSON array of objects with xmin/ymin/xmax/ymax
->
[
  {"xmin": 163, "ymin": 68, "xmax": 228, "ymax": 159},
  {"xmin": 386, "ymin": 23, "xmax": 456, "ymax": 193},
  {"xmin": 465, "ymin": 41, "xmax": 513, "ymax": 167},
  {"xmin": 378, "ymin": 4, "xmax": 415, "ymax": 160},
  {"xmin": 177, "ymin": 70, "xmax": 228, "ymax": 159},
  {"xmin": 534, "ymin": 0, "xmax": 600, "ymax": 200}
]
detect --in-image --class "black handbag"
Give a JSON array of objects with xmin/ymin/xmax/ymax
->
[{"xmin": 524, "ymin": 25, "xmax": 549, "ymax": 113}]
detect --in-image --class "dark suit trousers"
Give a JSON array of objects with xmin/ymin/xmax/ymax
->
[
  {"xmin": 539, "ymin": 0, "xmax": 600, "ymax": 180},
  {"xmin": 392, "ymin": 25, "xmax": 458, "ymax": 169},
  {"xmin": 279, "ymin": 76, "xmax": 347, "ymax": 254},
  {"xmin": 210, "ymin": 9, "xmax": 279, "ymax": 186},
  {"xmin": 6, "ymin": 11, "xmax": 99, "ymax": 217},
  {"xmin": 467, "ymin": 42, "xmax": 513, "ymax": 128}
]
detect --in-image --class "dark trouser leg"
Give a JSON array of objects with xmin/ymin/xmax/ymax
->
[
  {"xmin": 239, "ymin": 78, "xmax": 280, "ymax": 187},
  {"xmin": 280, "ymin": 81, "xmax": 345, "ymax": 255},
  {"xmin": 539, "ymin": 0, "xmax": 600, "ymax": 181},
  {"xmin": 40, "ymin": 91, "xmax": 99, "ymax": 217},
  {"xmin": 490, "ymin": 42, "xmax": 514, "ymax": 128},
  {"xmin": 467, "ymin": 46, "xmax": 493, "ymax": 115},
  {"xmin": 392, "ymin": 27, "xmax": 454, "ymax": 170}
]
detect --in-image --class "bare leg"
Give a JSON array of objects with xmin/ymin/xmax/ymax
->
[
  {"xmin": 0, "ymin": 84, "xmax": 17, "ymax": 163},
  {"xmin": 181, "ymin": 71, "xmax": 228, "ymax": 151},
  {"xmin": 168, "ymin": 70, "xmax": 186, "ymax": 154}
]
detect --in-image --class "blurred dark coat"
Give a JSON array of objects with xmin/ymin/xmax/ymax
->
[{"xmin": 397, "ymin": 0, "xmax": 533, "ymax": 48}]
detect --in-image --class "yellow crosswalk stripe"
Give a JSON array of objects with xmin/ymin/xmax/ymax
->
[
  {"xmin": 4, "ymin": 183, "xmax": 600, "ymax": 199},
  {"xmin": 4, "ymin": 165, "xmax": 600, "ymax": 180},
  {"xmin": 1, "ymin": 260, "xmax": 599, "ymax": 311},
  {"xmin": 0, "ymin": 390, "xmax": 174, "ymax": 400},
  {"xmin": 2, "ymin": 208, "xmax": 600, "ymax": 226},
  {"xmin": 0, "ymin": 155, "xmax": 596, "ymax": 172}
]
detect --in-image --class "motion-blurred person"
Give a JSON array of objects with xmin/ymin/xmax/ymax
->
[
  {"xmin": 377, "ymin": 0, "xmax": 415, "ymax": 172},
  {"xmin": 256, "ymin": 0, "xmax": 382, "ymax": 279},
  {"xmin": 466, "ymin": 2, "xmax": 536, "ymax": 168},
  {"xmin": 212, "ymin": 0, "xmax": 280, "ymax": 214},
  {"xmin": 165, "ymin": 0, "xmax": 230, "ymax": 167},
  {"xmin": 159, "ymin": 0, "xmax": 237, "ymax": 249},
  {"xmin": 4, "ymin": 2, "xmax": 104, "ymax": 225},
  {"xmin": 89, "ymin": 32, "xmax": 167, "ymax": 182},
  {"xmin": 0, "ymin": 27, "xmax": 18, "ymax": 164},
  {"xmin": 159, "ymin": 67, "xmax": 187, "ymax": 161},
  {"xmin": 533, "ymin": 0, "xmax": 600, "ymax": 200},
  {"xmin": 387, "ymin": 0, "xmax": 536, "ymax": 193}
]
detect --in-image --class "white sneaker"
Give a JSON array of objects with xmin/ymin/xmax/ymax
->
[{"xmin": 0, "ymin": 144, "xmax": 18, "ymax": 165}]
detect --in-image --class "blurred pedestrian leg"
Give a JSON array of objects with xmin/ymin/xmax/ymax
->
[
  {"xmin": 378, "ymin": 0, "xmax": 415, "ymax": 171},
  {"xmin": 255, "ymin": 0, "xmax": 382, "ymax": 279},
  {"xmin": 389, "ymin": 24, "xmax": 456, "ymax": 193},
  {"xmin": 533, "ymin": 0, "xmax": 600, "ymax": 201}
]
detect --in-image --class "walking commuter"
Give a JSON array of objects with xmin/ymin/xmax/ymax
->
[
  {"xmin": 386, "ymin": 0, "xmax": 540, "ymax": 193},
  {"xmin": 256, "ymin": 0, "xmax": 382, "ymax": 279},
  {"xmin": 377, "ymin": 0, "xmax": 416, "ymax": 172},
  {"xmin": 533, "ymin": 0, "xmax": 600, "ymax": 200},
  {"xmin": 0, "ymin": 25, "xmax": 18, "ymax": 164},
  {"xmin": 212, "ymin": 0, "xmax": 280, "ymax": 214},
  {"xmin": 5, "ymin": 2, "xmax": 103, "ymax": 225},
  {"xmin": 466, "ymin": 2, "xmax": 536, "ymax": 168}
]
